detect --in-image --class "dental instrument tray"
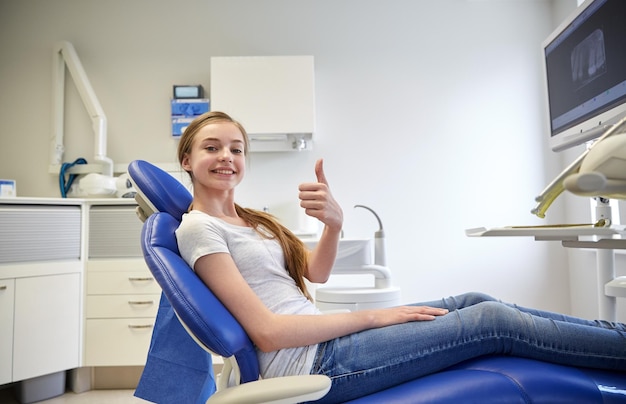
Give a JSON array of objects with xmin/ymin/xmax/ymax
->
[{"xmin": 465, "ymin": 223, "xmax": 626, "ymax": 242}]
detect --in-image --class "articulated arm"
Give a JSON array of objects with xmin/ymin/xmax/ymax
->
[{"xmin": 532, "ymin": 115, "xmax": 626, "ymax": 218}]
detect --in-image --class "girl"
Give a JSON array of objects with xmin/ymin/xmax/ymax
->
[{"xmin": 175, "ymin": 111, "xmax": 626, "ymax": 403}]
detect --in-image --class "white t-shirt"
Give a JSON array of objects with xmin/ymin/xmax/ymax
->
[{"xmin": 176, "ymin": 210, "xmax": 321, "ymax": 378}]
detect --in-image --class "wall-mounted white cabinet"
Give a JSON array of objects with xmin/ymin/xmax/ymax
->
[{"xmin": 210, "ymin": 56, "xmax": 315, "ymax": 152}]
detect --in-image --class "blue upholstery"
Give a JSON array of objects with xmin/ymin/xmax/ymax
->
[
  {"xmin": 347, "ymin": 356, "xmax": 626, "ymax": 403},
  {"xmin": 141, "ymin": 211, "xmax": 260, "ymax": 384},
  {"xmin": 130, "ymin": 160, "xmax": 626, "ymax": 403},
  {"xmin": 129, "ymin": 159, "xmax": 192, "ymax": 219}
]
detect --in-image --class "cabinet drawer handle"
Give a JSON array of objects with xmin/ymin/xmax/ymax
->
[
  {"xmin": 128, "ymin": 324, "xmax": 153, "ymax": 329},
  {"xmin": 128, "ymin": 300, "xmax": 154, "ymax": 306},
  {"xmin": 0, "ymin": 285, "xmax": 6, "ymax": 291},
  {"xmin": 128, "ymin": 277, "xmax": 154, "ymax": 282}
]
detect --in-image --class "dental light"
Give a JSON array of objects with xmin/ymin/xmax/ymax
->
[{"xmin": 49, "ymin": 41, "xmax": 114, "ymax": 179}]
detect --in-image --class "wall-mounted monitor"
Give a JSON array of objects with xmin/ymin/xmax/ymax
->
[{"xmin": 543, "ymin": 0, "xmax": 626, "ymax": 152}]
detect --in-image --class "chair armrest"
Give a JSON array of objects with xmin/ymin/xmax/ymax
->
[{"xmin": 206, "ymin": 374, "xmax": 331, "ymax": 404}]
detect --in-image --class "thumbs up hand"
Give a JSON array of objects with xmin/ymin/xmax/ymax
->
[{"xmin": 298, "ymin": 159, "xmax": 343, "ymax": 232}]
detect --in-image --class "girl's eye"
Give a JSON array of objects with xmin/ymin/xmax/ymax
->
[
  {"xmin": 232, "ymin": 148, "xmax": 243, "ymax": 154},
  {"xmin": 205, "ymin": 146, "xmax": 218, "ymax": 152}
]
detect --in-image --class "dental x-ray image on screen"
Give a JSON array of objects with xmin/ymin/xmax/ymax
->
[{"xmin": 543, "ymin": 0, "xmax": 626, "ymax": 152}]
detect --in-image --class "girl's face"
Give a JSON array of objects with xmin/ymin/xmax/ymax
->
[{"xmin": 181, "ymin": 121, "xmax": 246, "ymax": 193}]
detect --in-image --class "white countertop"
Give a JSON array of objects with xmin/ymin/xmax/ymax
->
[{"xmin": 0, "ymin": 196, "xmax": 137, "ymax": 206}]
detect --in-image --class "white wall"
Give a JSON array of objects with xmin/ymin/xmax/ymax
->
[{"xmin": 0, "ymin": 0, "xmax": 583, "ymax": 313}]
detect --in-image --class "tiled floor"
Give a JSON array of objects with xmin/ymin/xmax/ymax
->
[{"xmin": 0, "ymin": 388, "xmax": 147, "ymax": 403}]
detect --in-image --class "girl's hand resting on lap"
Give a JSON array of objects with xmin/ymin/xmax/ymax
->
[{"xmin": 364, "ymin": 306, "xmax": 449, "ymax": 328}]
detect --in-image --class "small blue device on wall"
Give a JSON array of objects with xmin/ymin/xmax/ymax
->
[{"xmin": 171, "ymin": 85, "xmax": 208, "ymax": 137}]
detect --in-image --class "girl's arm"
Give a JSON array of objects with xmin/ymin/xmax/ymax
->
[
  {"xmin": 306, "ymin": 224, "xmax": 341, "ymax": 283},
  {"xmin": 194, "ymin": 252, "xmax": 447, "ymax": 353}
]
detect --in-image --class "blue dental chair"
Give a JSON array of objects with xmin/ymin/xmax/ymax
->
[{"xmin": 129, "ymin": 159, "xmax": 626, "ymax": 404}]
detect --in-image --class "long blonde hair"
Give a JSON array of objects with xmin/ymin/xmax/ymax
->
[{"xmin": 177, "ymin": 111, "xmax": 312, "ymax": 300}]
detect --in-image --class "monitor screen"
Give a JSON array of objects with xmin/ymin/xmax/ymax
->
[{"xmin": 543, "ymin": 0, "xmax": 626, "ymax": 152}]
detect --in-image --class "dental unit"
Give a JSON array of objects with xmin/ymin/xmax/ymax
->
[{"xmin": 50, "ymin": 41, "xmax": 129, "ymax": 197}]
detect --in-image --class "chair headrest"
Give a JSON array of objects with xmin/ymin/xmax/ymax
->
[{"xmin": 128, "ymin": 160, "xmax": 193, "ymax": 221}]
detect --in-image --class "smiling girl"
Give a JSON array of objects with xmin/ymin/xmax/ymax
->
[{"xmin": 175, "ymin": 111, "xmax": 626, "ymax": 403}]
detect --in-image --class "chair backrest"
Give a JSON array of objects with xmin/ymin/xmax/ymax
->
[{"xmin": 129, "ymin": 160, "xmax": 260, "ymax": 384}]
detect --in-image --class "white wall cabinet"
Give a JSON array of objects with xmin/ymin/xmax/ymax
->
[{"xmin": 210, "ymin": 56, "xmax": 315, "ymax": 152}]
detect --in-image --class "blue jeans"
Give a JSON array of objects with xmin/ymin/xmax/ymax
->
[{"xmin": 309, "ymin": 292, "xmax": 626, "ymax": 403}]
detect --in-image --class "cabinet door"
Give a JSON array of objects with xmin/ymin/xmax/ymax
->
[
  {"xmin": 13, "ymin": 273, "xmax": 80, "ymax": 381},
  {"xmin": 0, "ymin": 279, "xmax": 14, "ymax": 385}
]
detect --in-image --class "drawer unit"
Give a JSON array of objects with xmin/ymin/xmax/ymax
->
[
  {"xmin": 86, "ymin": 295, "xmax": 159, "ymax": 319},
  {"xmin": 85, "ymin": 259, "xmax": 159, "ymax": 367},
  {"xmin": 85, "ymin": 318, "xmax": 155, "ymax": 366},
  {"xmin": 87, "ymin": 271, "xmax": 160, "ymax": 295},
  {"xmin": 84, "ymin": 201, "xmax": 160, "ymax": 368}
]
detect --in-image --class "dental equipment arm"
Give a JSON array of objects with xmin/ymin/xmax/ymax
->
[
  {"xmin": 531, "ymin": 152, "xmax": 587, "ymax": 219},
  {"xmin": 50, "ymin": 41, "xmax": 113, "ymax": 177},
  {"xmin": 531, "ymin": 115, "xmax": 626, "ymax": 218}
]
